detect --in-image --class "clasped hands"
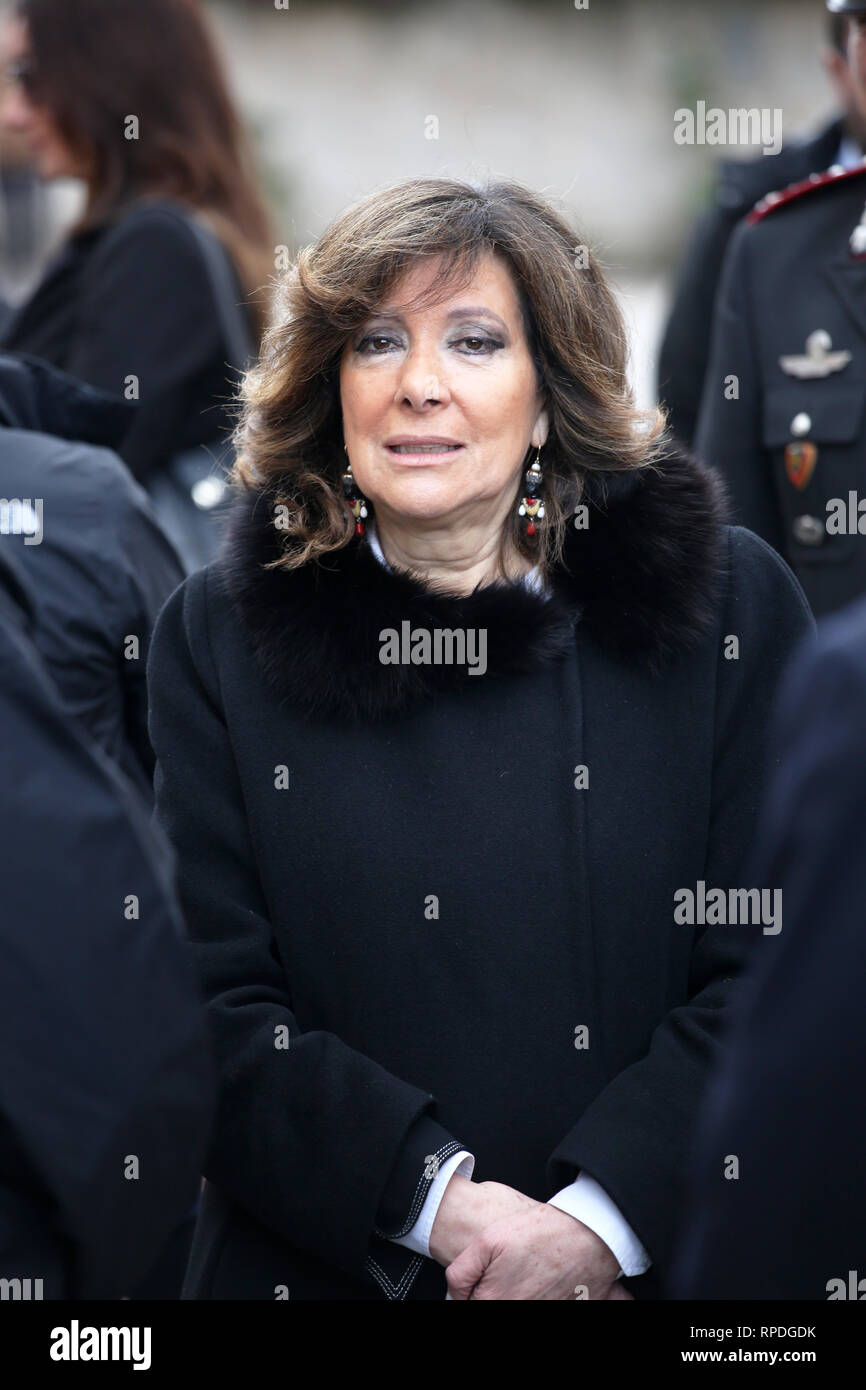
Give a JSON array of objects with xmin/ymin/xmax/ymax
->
[{"xmin": 428, "ymin": 1175, "xmax": 633, "ymax": 1301}]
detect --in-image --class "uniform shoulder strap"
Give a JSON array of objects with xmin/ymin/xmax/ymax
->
[{"xmin": 747, "ymin": 160, "xmax": 866, "ymax": 225}]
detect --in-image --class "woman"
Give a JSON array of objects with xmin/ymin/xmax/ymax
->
[
  {"xmin": 148, "ymin": 177, "xmax": 813, "ymax": 1301},
  {"xmin": 0, "ymin": 0, "xmax": 273, "ymax": 485}
]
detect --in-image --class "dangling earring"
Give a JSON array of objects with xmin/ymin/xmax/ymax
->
[
  {"xmin": 342, "ymin": 450, "xmax": 368, "ymax": 536},
  {"xmin": 517, "ymin": 448, "xmax": 545, "ymax": 536}
]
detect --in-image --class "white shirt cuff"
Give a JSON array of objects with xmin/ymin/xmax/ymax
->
[
  {"xmin": 547, "ymin": 1171, "xmax": 651, "ymax": 1278},
  {"xmin": 389, "ymin": 1150, "xmax": 475, "ymax": 1257}
]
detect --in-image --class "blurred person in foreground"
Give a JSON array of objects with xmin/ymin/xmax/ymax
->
[
  {"xmin": 658, "ymin": 8, "xmax": 865, "ymax": 450},
  {"xmin": 695, "ymin": 1, "xmax": 866, "ymax": 619},
  {"xmin": 0, "ymin": 352, "xmax": 182, "ymax": 802},
  {"xmin": 671, "ymin": 594, "xmax": 866, "ymax": 1299},
  {"xmin": 0, "ymin": 0, "xmax": 272, "ymax": 517},
  {"xmin": 0, "ymin": 542, "xmax": 214, "ymax": 1299},
  {"xmin": 148, "ymin": 177, "xmax": 811, "ymax": 1301}
]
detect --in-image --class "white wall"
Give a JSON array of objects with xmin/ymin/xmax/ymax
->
[{"xmin": 211, "ymin": 0, "xmax": 838, "ymax": 265}]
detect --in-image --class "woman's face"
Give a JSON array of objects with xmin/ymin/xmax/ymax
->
[
  {"xmin": 339, "ymin": 252, "xmax": 548, "ymax": 531},
  {"xmin": 0, "ymin": 17, "xmax": 85, "ymax": 179}
]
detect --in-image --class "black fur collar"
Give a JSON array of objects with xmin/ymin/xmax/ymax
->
[{"xmin": 217, "ymin": 444, "xmax": 728, "ymax": 722}]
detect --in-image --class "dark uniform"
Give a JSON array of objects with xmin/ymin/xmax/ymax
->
[
  {"xmin": 695, "ymin": 159, "xmax": 866, "ymax": 618},
  {"xmin": 658, "ymin": 116, "xmax": 845, "ymax": 449},
  {"xmin": 672, "ymin": 595, "xmax": 866, "ymax": 1299}
]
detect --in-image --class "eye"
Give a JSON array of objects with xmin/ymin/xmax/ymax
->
[
  {"xmin": 452, "ymin": 335, "xmax": 504, "ymax": 355},
  {"xmin": 355, "ymin": 333, "xmax": 401, "ymax": 355}
]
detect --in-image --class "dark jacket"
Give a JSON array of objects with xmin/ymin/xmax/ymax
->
[
  {"xmin": 147, "ymin": 446, "xmax": 812, "ymax": 1301},
  {"xmin": 695, "ymin": 162, "xmax": 866, "ymax": 619},
  {"xmin": 671, "ymin": 596, "xmax": 866, "ymax": 1299},
  {"xmin": 0, "ymin": 352, "xmax": 183, "ymax": 801},
  {"xmin": 0, "ymin": 546, "xmax": 215, "ymax": 1299},
  {"xmin": 658, "ymin": 118, "xmax": 844, "ymax": 449},
  {"xmin": 0, "ymin": 197, "xmax": 252, "ymax": 484}
]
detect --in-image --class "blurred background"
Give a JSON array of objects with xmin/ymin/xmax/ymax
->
[{"xmin": 0, "ymin": 0, "xmax": 841, "ymax": 406}]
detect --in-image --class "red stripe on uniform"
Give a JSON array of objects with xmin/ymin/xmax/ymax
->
[{"xmin": 747, "ymin": 164, "xmax": 866, "ymax": 224}]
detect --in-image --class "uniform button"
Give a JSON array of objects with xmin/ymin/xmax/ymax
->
[
  {"xmin": 791, "ymin": 412, "xmax": 812, "ymax": 437},
  {"xmin": 792, "ymin": 514, "xmax": 825, "ymax": 546}
]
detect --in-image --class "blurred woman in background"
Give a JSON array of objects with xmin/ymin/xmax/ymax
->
[{"xmin": 0, "ymin": 0, "xmax": 274, "ymax": 500}]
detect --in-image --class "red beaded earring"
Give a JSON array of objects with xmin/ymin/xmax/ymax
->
[{"xmin": 517, "ymin": 449, "xmax": 545, "ymax": 536}]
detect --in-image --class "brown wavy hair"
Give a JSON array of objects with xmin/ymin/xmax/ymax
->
[
  {"xmin": 17, "ymin": 0, "xmax": 275, "ymax": 338},
  {"xmin": 234, "ymin": 177, "xmax": 666, "ymax": 570}
]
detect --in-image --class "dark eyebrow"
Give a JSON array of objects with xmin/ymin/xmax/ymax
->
[
  {"xmin": 446, "ymin": 306, "xmax": 509, "ymax": 332},
  {"xmin": 364, "ymin": 306, "xmax": 510, "ymax": 332}
]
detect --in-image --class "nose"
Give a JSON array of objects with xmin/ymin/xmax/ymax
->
[
  {"xmin": 1, "ymin": 84, "xmax": 34, "ymax": 131},
  {"xmin": 393, "ymin": 342, "xmax": 452, "ymax": 410}
]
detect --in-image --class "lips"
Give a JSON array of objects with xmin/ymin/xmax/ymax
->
[
  {"xmin": 388, "ymin": 444, "xmax": 461, "ymax": 454},
  {"xmin": 384, "ymin": 437, "xmax": 464, "ymax": 462}
]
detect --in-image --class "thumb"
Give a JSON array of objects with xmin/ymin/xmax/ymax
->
[{"xmin": 446, "ymin": 1237, "xmax": 491, "ymax": 1301}]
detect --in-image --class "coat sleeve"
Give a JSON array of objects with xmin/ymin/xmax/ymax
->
[
  {"xmin": 0, "ymin": 607, "xmax": 214, "ymax": 1299},
  {"xmin": 545, "ymin": 527, "xmax": 814, "ymax": 1272},
  {"xmin": 147, "ymin": 568, "xmax": 452, "ymax": 1280},
  {"xmin": 694, "ymin": 220, "xmax": 784, "ymax": 554},
  {"xmin": 69, "ymin": 209, "xmax": 231, "ymax": 483}
]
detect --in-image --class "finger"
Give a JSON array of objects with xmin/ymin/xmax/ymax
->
[{"xmin": 446, "ymin": 1240, "xmax": 491, "ymax": 1300}]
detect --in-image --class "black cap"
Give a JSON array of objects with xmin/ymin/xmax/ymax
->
[{"xmin": 828, "ymin": 1, "xmax": 866, "ymax": 15}]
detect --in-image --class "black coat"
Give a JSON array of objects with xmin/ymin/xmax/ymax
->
[
  {"xmin": 658, "ymin": 118, "xmax": 844, "ymax": 449},
  {"xmin": 671, "ymin": 596, "xmax": 866, "ymax": 1299},
  {"xmin": 0, "ymin": 197, "xmax": 251, "ymax": 484},
  {"xmin": 0, "ymin": 547, "xmax": 215, "ymax": 1299},
  {"xmin": 0, "ymin": 352, "xmax": 183, "ymax": 802},
  {"xmin": 147, "ymin": 446, "xmax": 812, "ymax": 1300},
  {"xmin": 695, "ymin": 162, "xmax": 866, "ymax": 619}
]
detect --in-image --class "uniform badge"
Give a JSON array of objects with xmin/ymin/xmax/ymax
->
[
  {"xmin": 779, "ymin": 329, "xmax": 851, "ymax": 379},
  {"xmin": 784, "ymin": 441, "xmax": 817, "ymax": 490}
]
